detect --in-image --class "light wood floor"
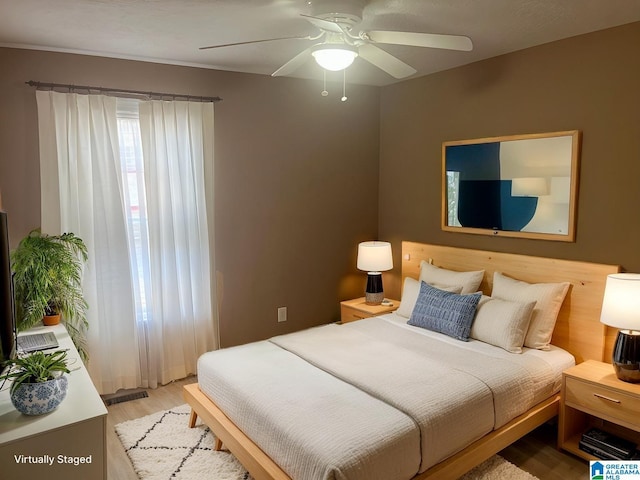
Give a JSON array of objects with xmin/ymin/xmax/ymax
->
[
  {"xmin": 500, "ymin": 421, "xmax": 589, "ymax": 480},
  {"xmin": 106, "ymin": 378, "xmax": 589, "ymax": 480}
]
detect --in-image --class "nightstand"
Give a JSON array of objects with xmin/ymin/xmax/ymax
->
[
  {"xmin": 558, "ymin": 359, "xmax": 640, "ymax": 460},
  {"xmin": 340, "ymin": 297, "xmax": 400, "ymax": 323}
]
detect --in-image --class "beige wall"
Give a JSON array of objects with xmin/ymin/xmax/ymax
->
[
  {"xmin": 2, "ymin": 22, "xmax": 638, "ymax": 348},
  {"xmin": 0, "ymin": 48, "xmax": 380, "ymax": 347},
  {"xmin": 379, "ymin": 22, "xmax": 640, "ymax": 299}
]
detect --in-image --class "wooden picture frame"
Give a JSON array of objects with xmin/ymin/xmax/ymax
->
[{"xmin": 442, "ymin": 131, "xmax": 581, "ymax": 241}]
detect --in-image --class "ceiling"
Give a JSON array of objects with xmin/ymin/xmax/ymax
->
[{"xmin": 1, "ymin": 0, "xmax": 639, "ymax": 87}]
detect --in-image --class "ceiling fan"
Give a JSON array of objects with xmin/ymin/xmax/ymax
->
[{"xmin": 199, "ymin": 1, "xmax": 473, "ymax": 80}]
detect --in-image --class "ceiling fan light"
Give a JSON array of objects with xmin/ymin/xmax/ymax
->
[{"xmin": 311, "ymin": 46, "xmax": 358, "ymax": 71}]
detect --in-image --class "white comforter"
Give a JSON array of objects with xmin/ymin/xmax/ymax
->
[{"xmin": 197, "ymin": 315, "xmax": 567, "ymax": 480}]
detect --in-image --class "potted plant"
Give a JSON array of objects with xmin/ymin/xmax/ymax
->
[
  {"xmin": 0, "ymin": 350, "xmax": 70, "ymax": 415},
  {"xmin": 11, "ymin": 230, "xmax": 89, "ymax": 360}
]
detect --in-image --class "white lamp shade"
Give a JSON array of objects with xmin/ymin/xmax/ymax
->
[
  {"xmin": 511, "ymin": 177, "xmax": 549, "ymax": 197},
  {"xmin": 311, "ymin": 46, "xmax": 358, "ymax": 71},
  {"xmin": 600, "ymin": 273, "xmax": 640, "ymax": 330},
  {"xmin": 357, "ymin": 241, "xmax": 393, "ymax": 273}
]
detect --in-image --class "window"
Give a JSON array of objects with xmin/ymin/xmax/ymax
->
[
  {"xmin": 37, "ymin": 91, "xmax": 216, "ymax": 391},
  {"xmin": 116, "ymin": 99, "xmax": 151, "ymax": 324}
]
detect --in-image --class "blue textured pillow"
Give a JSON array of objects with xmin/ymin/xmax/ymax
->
[{"xmin": 408, "ymin": 282, "xmax": 482, "ymax": 341}]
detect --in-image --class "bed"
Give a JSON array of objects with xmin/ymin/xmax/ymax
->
[{"xmin": 184, "ymin": 242, "xmax": 620, "ymax": 480}]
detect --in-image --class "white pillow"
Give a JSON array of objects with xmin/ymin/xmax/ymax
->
[
  {"xmin": 419, "ymin": 261, "xmax": 484, "ymax": 294},
  {"xmin": 397, "ymin": 277, "xmax": 421, "ymax": 318},
  {"xmin": 470, "ymin": 295, "xmax": 535, "ymax": 353},
  {"xmin": 397, "ymin": 277, "xmax": 462, "ymax": 318},
  {"xmin": 491, "ymin": 272, "xmax": 570, "ymax": 350}
]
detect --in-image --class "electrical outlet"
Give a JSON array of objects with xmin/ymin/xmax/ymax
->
[{"xmin": 277, "ymin": 306, "xmax": 287, "ymax": 323}]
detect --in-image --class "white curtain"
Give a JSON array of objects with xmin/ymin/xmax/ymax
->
[
  {"xmin": 36, "ymin": 91, "xmax": 141, "ymax": 393},
  {"xmin": 137, "ymin": 100, "xmax": 217, "ymax": 387},
  {"xmin": 36, "ymin": 92, "xmax": 218, "ymax": 393}
]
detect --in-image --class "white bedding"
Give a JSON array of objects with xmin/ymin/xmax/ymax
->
[
  {"xmin": 197, "ymin": 314, "xmax": 574, "ymax": 480},
  {"xmin": 381, "ymin": 312, "xmax": 575, "ymax": 401}
]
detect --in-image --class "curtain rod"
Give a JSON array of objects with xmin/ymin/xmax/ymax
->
[{"xmin": 25, "ymin": 80, "xmax": 222, "ymax": 103}]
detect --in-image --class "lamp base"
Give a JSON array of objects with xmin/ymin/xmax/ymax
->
[
  {"xmin": 612, "ymin": 330, "xmax": 640, "ymax": 383},
  {"xmin": 365, "ymin": 273, "xmax": 384, "ymax": 305}
]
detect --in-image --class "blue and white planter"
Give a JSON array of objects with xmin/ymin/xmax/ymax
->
[{"xmin": 10, "ymin": 375, "xmax": 68, "ymax": 415}]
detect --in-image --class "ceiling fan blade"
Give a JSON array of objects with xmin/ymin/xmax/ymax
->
[
  {"xmin": 300, "ymin": 14, "xmax": 344, "ymax": 34},
  {"xmin": 200, "ymin": 36, "xmax": 311, "ymax": 50},
  {"xmin": 271, "ymin": 47, "xmax": 312, "ymax": 77},
  {"xmin": 367, "ymin": 31, "xmax": 473, "ymax": 51},
  {"xmin": 358, "ymin": 43, "xmax": 416, "ymax": 79}
]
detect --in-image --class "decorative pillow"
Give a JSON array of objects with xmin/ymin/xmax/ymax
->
[
  {"xmin": 408, "ymin": 282, "xmax": 481, "ymax": 341},
  {"xmin": 491, "ymin": 272, "xmax": 570, "ymax": 350},
  {"xmin": 470, "ymin": 295, "xmax": 536, "ymax": 353},
  {"xmin": 419, "ymin": 261, "xmax": 484, "ymax": 294},
  {"xmin": 397, "ymin": 277, "xmax": 462, "ymax": 318}
]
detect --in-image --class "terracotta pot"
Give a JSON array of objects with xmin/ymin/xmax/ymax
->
[{"xmin": 43, "ymin": 314, "xmax": 61, "ymax": 326}]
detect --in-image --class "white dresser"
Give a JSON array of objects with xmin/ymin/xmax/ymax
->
[{"xmin": 0, "ymin": 323, "xmax": 107, "ymax": 480}]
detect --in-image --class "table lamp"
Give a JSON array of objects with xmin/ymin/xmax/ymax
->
[
  {"xmin": 357, "ymin": 241, "xmax": 393, "ymax": 305},
  {"xmin": 600, "ymin": 273, "xmax": 640, "ymax": 383}
]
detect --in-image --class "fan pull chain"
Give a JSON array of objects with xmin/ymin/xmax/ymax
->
[
  {"xmin": 341, "ymin": 69, "xmax": 348, "ymax": 102},
  {"xmin": 321, "ymin": 69, "xmax": 328, "ymax": 97}
]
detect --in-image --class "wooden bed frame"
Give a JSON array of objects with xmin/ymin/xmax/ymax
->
[{"xmin": 184, "ymin": 242, "xmax": 620, "ymax": 480}]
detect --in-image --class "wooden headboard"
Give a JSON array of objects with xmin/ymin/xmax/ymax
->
[{"xmin": 401, "ymin": 242, "xmax": 620, "ymax": 364}]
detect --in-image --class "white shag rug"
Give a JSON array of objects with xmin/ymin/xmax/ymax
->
[{"xmin": 115, "ymin": 404, "xmax": 538, "ymax": 480}]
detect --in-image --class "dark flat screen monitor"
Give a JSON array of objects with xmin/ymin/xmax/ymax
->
[{"xmin": 0, "ymin": 211, "xmax": 17, "ymax": 366}]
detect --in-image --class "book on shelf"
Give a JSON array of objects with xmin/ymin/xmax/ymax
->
[
  {"xmin": 579, "ymin": 439, "xmax": 628, "ymax": 460},
  {"xmin": 580, "ymin": 428, "xmax": 637, "ymax": 460}
]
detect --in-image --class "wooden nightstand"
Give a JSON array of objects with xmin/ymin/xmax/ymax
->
[
  {"xmin": 340, "ymin": 297, "xmax": 400, "ymax": 323},
  {"xmin": 558, "ymin": 359, "xmax": 640, "ymax": 460}
]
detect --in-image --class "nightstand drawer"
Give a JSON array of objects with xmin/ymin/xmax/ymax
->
[
  {"xmin": 340, "ymin": 305, "xmax": 370, "ymax": 323},
  {"xmin": 339, "ymin": 297, "xmax": 400, "ymax": 323},
  {"xmin": 565, "ymin": 376, "xmax": 640, "ymax": 428}
]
